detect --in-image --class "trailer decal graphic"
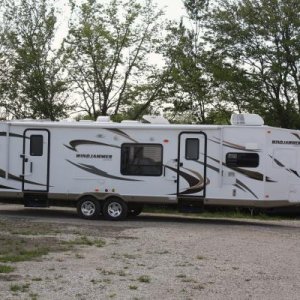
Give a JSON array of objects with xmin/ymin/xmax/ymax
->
[
  {"xmin": 0, "ymin": 184, "xmax": 17, "ymax": 190},
  {"xmin": 236, "ymin": 179, "xmax": 258, "ymax": 199},
  {"xmin": 165, "ymin": 166, "xmax": 208, "ymax": 194},
  {"xmin": 64, "ymin": 140, "xmax": 120, "ymax": 152},
  {"xmin": 195, "ymin": 160, "xmax": 259, "ymax": 198},
  {"xmin": 67, "ymin": 160, "xmax": 142, "ymax": 182},
  {"xmin": 209, "ymin": 138, "xmax": 260, "ymax": 152},
  {"xmin": 205, "ymin": 155, "xmax": 275, "ymax": 182},
  {"xmin": 0, "ymin": 168, "xmax": 48, "ymax": 187},
  {"xmin": 104, "ymin": 129, "xmax": 138, "ymax": 143},
  {"xmin": 291, "ymin": 133, "xmax": 300, "ymax": 140},
  {"xmin": 180, "ymin": 168, "xmax": 210, "ymax": 195},
  {"xmin": 269, "ymin": 155, "xmax": 300, "ymax": 178}
]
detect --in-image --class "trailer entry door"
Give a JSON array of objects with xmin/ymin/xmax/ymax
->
[
  {"xmin": 177, "ymin": 132, "xmax": 207, "ymax": 198},
  {"xmin": 22, "ymin": 129, "xmax": 50, "ymax": 192}
]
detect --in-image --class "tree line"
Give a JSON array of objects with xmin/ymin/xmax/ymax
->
[{"xmin": 0, "ymin": 0, "xmax": 299, "ymax": 128}]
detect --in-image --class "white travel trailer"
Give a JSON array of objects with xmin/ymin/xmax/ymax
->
[{"xmin": 0, "ymin": 113, "xmax": 299, "ymax": 220}]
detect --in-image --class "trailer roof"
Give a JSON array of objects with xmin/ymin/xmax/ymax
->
[{"xmin": 0, "ymin": 119, "xmax": 271, "ymax": 130}]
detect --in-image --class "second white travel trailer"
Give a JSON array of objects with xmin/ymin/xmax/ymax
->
[{"xmin": 0, "ymin": 113, "xmax": 299, "ymax": 220}]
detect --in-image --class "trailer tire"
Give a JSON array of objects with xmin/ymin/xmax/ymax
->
[
  {"xmin": 128, "ymin": 204, "xmax": 144, "ymax": 217},
  {"xmin": 77, "ymin": 197, "xmax": 101, "ymax": 220},
  {"xmin": 102, "ymin": 197, "xmax": 128, "ymax": 221}
]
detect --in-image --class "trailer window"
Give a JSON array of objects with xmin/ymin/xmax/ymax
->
[
  {"xmin": 30, "ymin": 135, "xmax": 43, "ymax": 156},
  {"xmin": 185, "ymin": 138, "xmax": 199, "ymax": 160},
  {"xmin": 226, "ymin": 153, "xmax": 259, "ymax": 168},
  {"xmin": 121, "ymin": 144, "xmax": 163, "ymax": 176}
]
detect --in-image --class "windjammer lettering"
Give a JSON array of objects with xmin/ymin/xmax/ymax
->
[
  {"xmin": 272, "ymin": 140, "xmax": 300, "ymax": 145},
  {"xmin": 76, "ymin": 154, "xmax": 112, "ymax": 159}
]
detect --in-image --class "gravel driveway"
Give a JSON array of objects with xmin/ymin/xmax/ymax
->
[{"xmin": 0, "ymin": 204, "xmax": 299, "ymax": 300}]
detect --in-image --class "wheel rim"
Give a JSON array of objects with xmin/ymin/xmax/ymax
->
[
  {"xmin": 107, "ymin": 202, "xmax": 122, "ymax": 218},
  {"xmin": 81, "ymin": 200, "xmax": 96, "ymax": 216}
]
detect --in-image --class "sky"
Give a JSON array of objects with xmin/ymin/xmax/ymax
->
[{"xmin": 156, "ymin": 0, "xmax": 187, "ymax": 20}]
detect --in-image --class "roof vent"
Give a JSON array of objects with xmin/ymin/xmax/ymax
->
[
  {"xmin": 60, "ymin": 118, "xmax": 76, "ymax": 122},
  {"xmin": 230, "ymin": 113, "xmax": 264, "ymax": 126},
  {"xmin": 96, "ymin": 116, "xmax": 111, "ymax": 123},
  {"xmin": 121, "ymin": 120, "xmax": 140, "ymax": 124},
  {"xmin": 142, "ymin": 115, "xmax": 169, "ymax": 124}
]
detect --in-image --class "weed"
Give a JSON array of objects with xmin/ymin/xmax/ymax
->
[
  {"xmin": 109, "ymin": 293, "xmax": 116, "ymax": 298},
  {"xmin": 138, "ymin": 275, "xmax": 151, "ymax": 283},
  {"xmin": 10, "ymin": 283, "xmax": 30, "ymax": 292},
  {"xmin": 97, "ymin": 268, "xmax": 115, "ymax": 276},
  {"xmin": 129, "ymin": 285, "xmax": 138, "ymax": 290},
  {"xmin": 181, "ymin": 278, "xmax": 197, "ymax": 283},
  {"xmin": 0, "ymin": 264, "xmax": 15, "ymax": 273},
  {"xmin": 193, "ymin": 284, "xmax": 205, "ymax": 290},
  {"xmin": 196, "ymin": 256, "xmax": 205, "ymax": 260},
  {"xmin": 31, "ymin": 277, "xmax": 42, "ymax": 281},
  {"xmin": 29, "ymin": 292, "xmax": 39, "ymax": 300},
  {"xmin": 123, "ymin": 254, "xmax": 137, "ymax": 259},
  {"xmin": 64, "ymin": 236, "xmax": 105, "ymax": 248},
  {"xmin": 118, "ymin": 270, "xmax": 127, "ymax": 276},
  {"xmin": 154, "ymin": 250, "xmax": 169, "ymax": 255}
]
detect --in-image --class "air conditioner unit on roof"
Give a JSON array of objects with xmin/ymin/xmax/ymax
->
[{"xmin": 230, "ymin": 113, "xmax": 264, "ymax": 126}]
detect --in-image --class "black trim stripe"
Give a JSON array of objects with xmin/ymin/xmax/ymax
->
[
  {"xmin": 0, "ymin": 168, "xmax": 48, "ymax": 187},
  {"xmin": 0, "ymin": 184, "xmax": 17, "ymax": 190},
  {"xmin": 0, "ymin": 132, "xmax": 29, "ymax": 139},
  {"xmin": 104, "ymin": 128, "xmax": 138, "ymax": 143},
  {"xmin": 64, "ymin": 140, "xmax": 120, "ymax": 152}
]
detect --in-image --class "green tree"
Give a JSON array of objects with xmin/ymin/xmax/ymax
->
[
  {"xmin": 64, "ymin": 0, "xmax": 167, "ymax": 120},
  {"xmin": 0, "ymin": 0, "xmax": 71, "ymax": 120},
  {"xmin": 162, "ymin": 1, "xmax": 214, "ymax": 124},
  {"xmin": 205, "ymin": 0, "xmax": 300, "ymax": 128}
]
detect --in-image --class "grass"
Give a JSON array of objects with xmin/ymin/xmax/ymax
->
[
  {"xmin": 0, "ymin": 264, "xmax": 15, "ymax": 273},
  {"xmin": 144, "ymin": 205, "xmax": 298, "ymax": 220},
  {"xmin": 0, "ymin": 249, "xmax": 49, "ymax": 263},
  {"xmin": 10, "ymin": 283, "xmax": 30, "ymax": 293}
]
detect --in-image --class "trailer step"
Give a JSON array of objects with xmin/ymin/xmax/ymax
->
[
  {"xmin": 24, "ymin": 193, "xmax": 49, "ymax": 208},
  {"xmin": 178, "ymin": 198, "xmax": 204, "ymax": 213}
]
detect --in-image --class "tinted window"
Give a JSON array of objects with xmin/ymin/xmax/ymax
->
[
  {"xmin": 185, "ymin": 138, "xmax": 199, "ymax": 160},
  {"xmin": 30, "ymin": 135, "xmax": 43, "ymax": 156},
  {"xmin": 226, "ymin": 153, "xmax": 259, "ymax": 168},
  {"xmin": 121, "ymin": 144, "xmax": 163, "ymax": 176}
]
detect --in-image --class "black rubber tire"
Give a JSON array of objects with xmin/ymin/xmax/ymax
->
[
  {"xmin": 128, "ymin": 204, "xmax": 144, "ymax": 217},
  {"xmin": 102, "ymin": 197, "xmax": 128, "ymax": 221},
  {"xmin": 77, "ymin": 197, "xmax": 101, "ymax": 220}
]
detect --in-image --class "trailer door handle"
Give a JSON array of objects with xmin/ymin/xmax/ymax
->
[{"xmin": 30, "ymin": 162, "xmax": 33, "ymax": 173}]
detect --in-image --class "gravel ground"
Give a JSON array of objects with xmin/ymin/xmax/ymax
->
[{"xmin": 0, "ymin": 204, "xmax": 299, "ymax": 300}]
